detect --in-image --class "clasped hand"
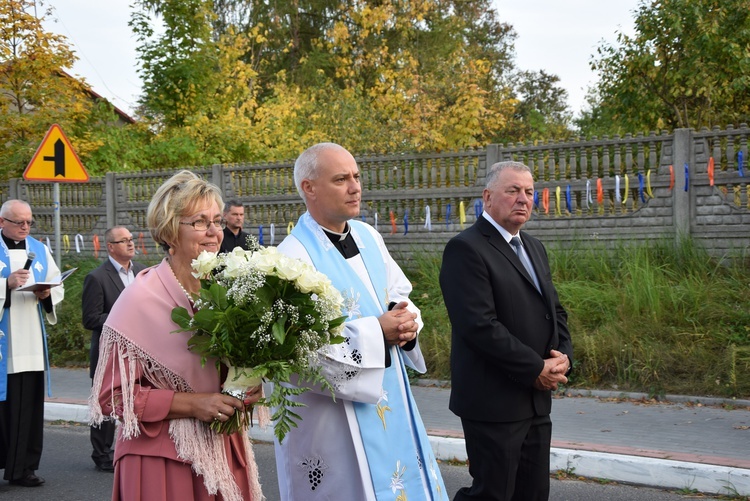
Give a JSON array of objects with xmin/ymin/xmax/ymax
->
[
  {"xmin": 379, "ymin": 300, "xmax": 418, "ymax": 347},
  {"xmin": 534, "ymin": 349, "xmax": 569, "ymax": 391},
  {"xmin": 173, "ymin": 384, "xmax": 262, "ymax": 424}
]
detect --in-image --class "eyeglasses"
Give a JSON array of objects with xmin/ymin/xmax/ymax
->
[
  {"xmin": 179, "ymin": 219, "xmax": 226, "ymax": 231},
  {"xmin": 110, "ymin": 238, "xmax": 134, "ymax": 245},
  {"xmin": 3, "ymin": 218, "xmax": 35, "ymax": 228}
]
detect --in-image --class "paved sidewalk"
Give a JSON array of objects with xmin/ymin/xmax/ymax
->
[{"xmin": 47, "ymin": 368, "xmax": 750, "ymax": 497}]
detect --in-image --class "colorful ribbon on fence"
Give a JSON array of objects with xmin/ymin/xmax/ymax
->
[
  {"xmin": 542, "ymin": 188, "xmax": 550, "ymax": 214},
  {"xmin": 738, "ymin": 151, "xmax": 745, "ymax": 177},
  {"xmin": 258, "ymin": 225, "xmax": 264, "ymax": 245},
  {"xmin": 684, "ymin": 163, "xmax": 689, "ymax": 191},
  {"xmin": 138, "ymin": 232, "xmax": 147, "ymax": 255},
  {"xmin": 270, "ymin": 223, "xmax": 275, "ymax": 246},
  {"xmin": 707, "ymin": 157, "xmax": 715, "ymax": 186},
  {"xmin": 403, "ymin": 210, "xmax": 409, "ymax": 235},
  {"xmin": 74, "ymin": 234, "xmax": 84, "ymax": 253},
  {"xmin": 459, "ymin": 201, "xmax": 466, "ymax": 229},
  {"xmin": 93, "ymin": 234, "xmax": 101, "ymax": 258},
  {"xmin": 554, "ymin": 186, "xmax": 561, "ymax": 216},
  {"xmin": 389, "ymin": 210, "xmax": 397, "ymax": 234},
  {"xmin": 565, "ymin": 185, "xmax": 572, "ymax": 214},
  {"xmin": 615, "ymin": 175, "xmax": 621, "ymax": 203},
  {"xmin": 63, "ymin": 234, "xmax": 70, "ymax": 253},
  {"xmin": 596, "ymin": 179, "xmax": 603, "ymax": 205},
  {"xmin": 623, "ymin": 174, "xmax": 629, "ymax": 203},
  {"xmin": 287, "ymin": 222, "xmax": 294, "ymax": 235},
  {"xmin": 533, "ymin": 191, "xmax": 540, "ymax": 209},
  {"xmin": 638, "ymin": 173, "xmax": 645, "ymax": 202},
  {"xmin": 446, "ymin": 204, "xmax": 451, "ymax": 228},
  {"xmin": 585, "ymin": 180, "xmax": 592, "ymax": 209},
  {"xmin": 424, "ymin": 206, "xmax": 432, "ymax": 231},
  {"xmin": 474, "ymin": 200, "xmax": 483, "ymax": 219},
  {"xmin": 374, "ymin": 213, "xmax": 379, "ymax": 231},
  {"xmin": 646, "ymin": 170, "xmax": 654, "ymax": 198},
  {"xmin": 46, "ymin": 237, "xmax": 52, "ymax": 253}
]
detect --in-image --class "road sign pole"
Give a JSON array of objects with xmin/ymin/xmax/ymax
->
[{"xmin": 54, "ymin": 183, "xmax": 61, "ymax": 269}]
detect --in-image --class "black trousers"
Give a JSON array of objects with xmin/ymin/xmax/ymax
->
[
  {"xmin": 455, "ymin": 414, "xmax": 552, "ymax": 501},
  {"xmin": 90, "ymin": 420, "xmax": 115, "ymax": 466},
  {"xmin": 0, "ymin": 371, "xmax": 45, "ymax": 480}
]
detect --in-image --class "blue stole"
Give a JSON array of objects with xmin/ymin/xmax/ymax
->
[
  {"xmin": 0, "ymin": 237, "xmax": 52, "ymax": 401},
  {"xmin": 291, "ymin": 213, "xmax": 446, "ymax": 500}
]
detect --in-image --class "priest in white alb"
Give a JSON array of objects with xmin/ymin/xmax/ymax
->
[
  {"xmin": 0, "ymin": 199, "xmax": 63, "ymax": 487},
  {"xmin": 273, "ymin": 143, "xmax": 447, "ymax": 500}
]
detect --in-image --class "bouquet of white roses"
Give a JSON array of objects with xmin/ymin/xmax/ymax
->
[{"xmin": 171, "ymin": 243, "xmax": 346, "ymax": 442}]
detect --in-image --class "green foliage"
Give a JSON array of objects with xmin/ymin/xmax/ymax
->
[
  {"xmin": 581, "ymin": 0, "xmax": 750, "ymax": 136},
  {"xmin": 409, "ymin": 238, "xmax": 750, "ymax": 398}
]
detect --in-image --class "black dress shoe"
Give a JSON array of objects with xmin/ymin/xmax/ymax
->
[
  {"xmin": 9, "ymin": 472, "xmax": 45, "ymax": 487},
  {"xmin": 95, "ymin": 462, "xmax": 114, "ymax": 472}
]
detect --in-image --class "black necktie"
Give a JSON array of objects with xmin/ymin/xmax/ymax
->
[{"xmin": 510, "ymin": 236, "xmax": 540, "ymax": 293}]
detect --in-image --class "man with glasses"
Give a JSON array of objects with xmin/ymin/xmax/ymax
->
[
  {"xmin": 81, "ymin": 227, "xmax": 146, "ymax": 473},
  {"xmin": 0, "ymin": 199, "xmax": 64, "ymax": 487},
  {"xmin": 219, "ymin": 200, "xmax": 251, "ymax": 253}
]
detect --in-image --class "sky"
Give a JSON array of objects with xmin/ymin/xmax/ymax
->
[{"xmin": 41, "ymin": 0, "xmax": 641, "ymax": 118}]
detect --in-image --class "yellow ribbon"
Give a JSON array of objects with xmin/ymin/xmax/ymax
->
[
  {"xmin": 287, "ymin": 222, "xmax": 294, "ymax": 235},
  {"xmin": 646, "ymin": 170, "xmax": 654, "ymax": 198},
  {"xmin": 555, "ymin": 186, "xmax": 561, "ymax": 216},
  {"xmin": 623, "ymin": 174, "xmax": 629, "ymax": 203},
  {"xmin": 63, "ymin": 234, "xmax": 71, "ymax": 253},
  {"xmin": 459, "ymin": 201, "xmax": 466, "ymax": 229}
]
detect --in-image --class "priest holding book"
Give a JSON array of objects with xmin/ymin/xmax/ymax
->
[{"xmin": 0, "ymin": 199, "xmax": 64, "ymax": 488}]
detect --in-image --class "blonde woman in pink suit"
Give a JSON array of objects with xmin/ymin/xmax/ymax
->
[{"xmin": 89, "ymin": 171, "xmax": 264, "ymax": 501}]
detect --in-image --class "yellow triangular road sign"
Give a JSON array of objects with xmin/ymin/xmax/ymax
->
[{"xmin": 23, "ymin": 124, "xmax": 89, "ymax": 182}]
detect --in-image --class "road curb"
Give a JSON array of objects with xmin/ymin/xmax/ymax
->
[{"xmin": 45, "ymin": 401, "xmax": 750, "ymax": 497}]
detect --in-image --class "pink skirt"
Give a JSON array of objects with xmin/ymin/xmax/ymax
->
[{"xmin": 112, "ymin": 453, "xmax": 253, "ymax": 501}]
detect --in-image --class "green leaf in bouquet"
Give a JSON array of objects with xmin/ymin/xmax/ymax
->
[
  {"xmin": 207, "ymin": 282, "xmax": 228, "ymax": 310},
  {"xmin": 171, "ymin": 306, "xmax": 192, "ymax": 329},
  {"xmin": 253, "ymin": 283, "xmax": 275, "ymax": 309},
  {"xmin": 192, "ymin": 308, "xmax": 219, "ymax": 332},
  {"xmin": 271, "ymin": 314, "xmax": 288, "ymax": 344}
]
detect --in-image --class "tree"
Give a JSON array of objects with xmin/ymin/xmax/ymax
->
[
  {"xmin": 583, "ymin": 0, "xmax": 750, "ymax": 135},
  {"xmin": 503, "ymin": 70, "xmax": 573, "ymax": 143},
  {"xmin": 0, "ymin": 0, "xmax": 96, "ymax": 179}
]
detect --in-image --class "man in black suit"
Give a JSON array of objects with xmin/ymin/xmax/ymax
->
[
  {"xmin": 440, "ymin": 161, "xmax": 573, "ymax": 501},
  {"xmin": 81, "ymin": 226, "xmax": 146, "ymax": 472}
]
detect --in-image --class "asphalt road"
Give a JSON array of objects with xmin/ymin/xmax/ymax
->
[{"xmin": 0, "ymin": 423, "xmax": 722, "ymax": 500}]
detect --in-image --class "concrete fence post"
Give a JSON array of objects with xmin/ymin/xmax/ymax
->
[
  {"xmin": 105, "ymin": 172, "xmax": 117, "ymax": 230},
  {"xmin": 671, "ymin": 128, "xmax": 693, "ymax": 241}
]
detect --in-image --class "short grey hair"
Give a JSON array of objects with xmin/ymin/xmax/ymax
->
[
  {"xmin": 484, "ymin": 161, "xmax": 532, "ymax": 190},
  {"xmin": 293, "ymin": 142, "xmax": 349, "ymax": 202},
  {"xmin": 0, "ymin": 199, "xmax": 31, "ymax": 218}
]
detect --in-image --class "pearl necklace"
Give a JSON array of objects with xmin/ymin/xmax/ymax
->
[{"xmin": 167, "ymin": 260, "xmax": 195, "ymax": 303}]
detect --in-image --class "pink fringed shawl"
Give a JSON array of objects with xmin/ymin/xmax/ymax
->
[{"xmin": 89, "ymin": 259, "xmax": 263, "ymax": 501}]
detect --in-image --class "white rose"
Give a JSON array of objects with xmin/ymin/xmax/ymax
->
[
  {"xmin": 223, "ymin": 251, "xmax": 249, "ymax": 278},
  {"xmin": 296, "ymin": 268, "xmax": 327, "ymax": 294},
  {"xmin": 275, "ymin": 258, "xmax": 305, "ymax": 282},
  {"xmin": 191, "ymin": 251, "xmax": 220, "ymax": 278},
  {"xmin": 250, "ymin": 248, "xmax": 279, "ymax": 274}
]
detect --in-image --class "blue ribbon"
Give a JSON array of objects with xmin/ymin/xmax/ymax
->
[
  {"xmin": 533, "ymin": 191, "xmax": 539, "ymax": 208},
  {"xmin": 474, "ymin": 200, "xmax": 483, "ymax": 217},
  {"xmin": 403, "ymin": 210, "xmax": 409, "ymax": 235},
  {"xmin": 258, "ymin": 225, "xmax": 264, "ymax": 245},
  {"xmin": 446, "ymin": 204, "xmax": 451, "ymax": 228},
  {"xmin": 739, "ymin": 151, "xmax": 745, "ymax": 177},
  {"xmin": 684, "ymin": 163, "xmax": 689, "ymax": 192},
  {"xmin": 638, "ymin": 173, "xmax": 645, "ymax": 202},
  {"xmin": 565, "ymin": 185, "xmax": 572, "ymax": 213}
]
